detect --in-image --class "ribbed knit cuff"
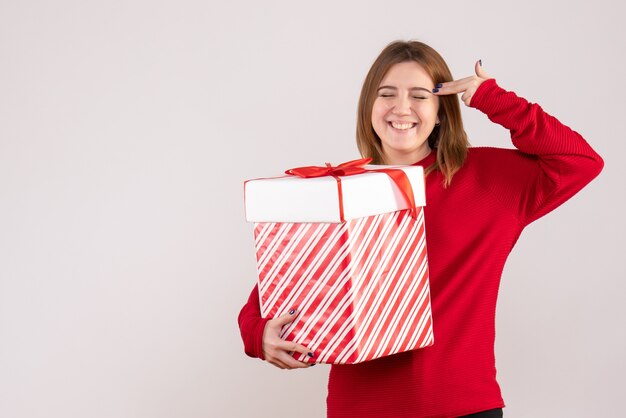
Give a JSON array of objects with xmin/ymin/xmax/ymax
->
[
  {"xmin": 253, "ymin": 317, "xmax": 270, "ymax": 360},
  {"xmin": 468, "ymin": 78, "xmax": 499, "ymax": 111}
]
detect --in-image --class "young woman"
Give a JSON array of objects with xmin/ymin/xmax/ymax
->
[{"xmin": 238, "ymin": 40, "xmax": 603, "ymax": 418}]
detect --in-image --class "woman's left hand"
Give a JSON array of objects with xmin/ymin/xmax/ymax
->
[{"xmin": 432, "ymin": 60, "xmax": 493, "ymax": 106}]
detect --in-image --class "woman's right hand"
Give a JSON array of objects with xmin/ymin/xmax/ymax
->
[{"xmin": 262, "ymin": 309, "xmax": 314, "ymax": 369}]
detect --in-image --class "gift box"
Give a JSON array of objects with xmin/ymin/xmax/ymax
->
[{"xmin": 244, "ymin": 159, "xmax": 433, "ymax": 364}]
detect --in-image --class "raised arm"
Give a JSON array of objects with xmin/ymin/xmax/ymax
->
[{"xmin": 435, "ymin": 61, "xmax": 603, "ymax": 225}]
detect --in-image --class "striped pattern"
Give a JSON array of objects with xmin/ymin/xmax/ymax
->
[{"xmin": 254, "ymin": 208, "xmax": 433, "ymax": 364}]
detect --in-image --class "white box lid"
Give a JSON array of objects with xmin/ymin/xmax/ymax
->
[{"xmin": 244, "ymin": 164, "xmax": 425, "ymax": 223}]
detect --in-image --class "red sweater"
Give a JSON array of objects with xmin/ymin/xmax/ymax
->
[{"xmin": 238, "ymin": 79, "xmax": 603, "ymax": 418}]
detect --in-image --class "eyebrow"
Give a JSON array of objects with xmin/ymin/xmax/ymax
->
[{"xmin": 377, "ymin": 85, "xmax": 433, "ymax": 93}]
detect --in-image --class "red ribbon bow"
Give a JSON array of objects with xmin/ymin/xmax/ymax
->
[
  {"xmin": 285, "ymin": 158, "xmax": 417, "ymax": 222},
  {"xmin": 285, "ymin": 158, "xmax": 373, "ymax": 178}
]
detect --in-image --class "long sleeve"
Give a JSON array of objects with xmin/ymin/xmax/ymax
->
[
  {"xmin": 469, "ymin": 78, "xmax": 604, "ymax": 226},
  {"xmin": 237, "ymin": 284, "xmax": 270, "ymax": 360}
]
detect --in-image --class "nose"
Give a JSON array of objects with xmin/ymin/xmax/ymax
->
[{"xmin": 392, "ymin": 95, "xmax": 411, "ymax": 115}]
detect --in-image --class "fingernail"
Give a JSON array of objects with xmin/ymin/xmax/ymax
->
[
  {"xmin": 435, "ymin": 83, "xmax": 442, "ymax": 88},
  {"xmin": 432, "ymin": 88, "xmax": 439, "ymax": 93},
  {"xmin": 288, "ymin": 308, "xmax": 296, "ymax": 315},
  {"xmin": 310, "ymin": 363, "xmax": 316, "ymax": 367},
  {"xmin": 479, "ymin": 59, "xmax": 482, "ymax": 66},
  {"xmin": 307, "ymin": 352, "xmax": 314, "ymax": 358}
]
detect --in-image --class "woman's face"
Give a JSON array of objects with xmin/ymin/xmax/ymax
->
[{"xmin": 372, "ymin": 61, "xmax": 440, "ymax": 165}]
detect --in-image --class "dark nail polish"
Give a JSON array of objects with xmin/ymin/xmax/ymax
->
[
  {"xmin": 435, "ymin": 83, "xmax": 442, "ymax": 88},
  {"xmin": 307, "ymin": 352, "xmax": 314, "ymax": 357},
  {"xmin": 288, "ymin": 309, "xmax": 296, "ymax": 315},
  {"xmin": 479, "ymin": 59, "xmax": 482, "ymax": 66},
  {"xmin": 310, "ymin": 363, "xmax": 316, "ymax": 367},
  {"xmin": 432, "ymin": 88, "xmax": 439, "ymax": 93}
]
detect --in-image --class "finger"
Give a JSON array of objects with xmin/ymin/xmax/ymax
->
[
  {"xmin": 272, "ymin": 351, "xmax": 312, "ymax": 369},
  {"xmin": 266, "ymin": 356, "xmax": 287, "ymax": 369},
  {"xmin": 272, "ymin": 360, "xmax": 287, "ymax": 370},
  {"xmin": 461, "ymin": 91, "xmax": 471, "ymax": 106},
  {"xmin": 433, "ymin": 76, "xmax": 476, "ymax": 95},
  {"xmin": 273, "ymin": 308, "xmax": 298, "ymax": 327},
  {"xmin": 282, "ymin": 340, "xmax": 314, "ymax": 358},
  {"xmin": 277, "ymin": 352, "xmax": 311, "ymax": 369},
  {"xmin": 475, "ymin": 59, "xmax": 491, "ymax": 80}
]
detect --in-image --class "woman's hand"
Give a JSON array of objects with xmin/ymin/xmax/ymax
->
[
  {"xmin": 262, "ymin": 309, "xmax": 314, "ymax": 370},
  {"xmin": 432, "ymin": 60, "xmax": 493, "ymax": 106}
]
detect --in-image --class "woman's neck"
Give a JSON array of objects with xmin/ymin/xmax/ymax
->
[{"xmin": 385, "ymin": 146, "xmax": 432, "ymax": 165}]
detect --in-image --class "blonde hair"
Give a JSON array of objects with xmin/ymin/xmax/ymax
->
[{"xmin": 356, "ymin": 40, "xmax": 470, "ymax": 186}]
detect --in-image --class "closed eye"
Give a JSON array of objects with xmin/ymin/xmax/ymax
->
[{"xmin": 379, "ymin": 94, "xmax": 428, "ymax": 99}]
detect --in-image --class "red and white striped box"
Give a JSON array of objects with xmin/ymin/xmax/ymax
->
[{"xmin": 245, "ymin": 160, "xmax": 433, "ymax": 364}]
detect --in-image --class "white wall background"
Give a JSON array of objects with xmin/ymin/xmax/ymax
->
[{"xmin": 1, "ymin": 1, "xmax": 624, "ymax": 417}]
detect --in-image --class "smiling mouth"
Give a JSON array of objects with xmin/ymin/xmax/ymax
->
[{"xmin": 388, "ymin": 121, "xmax": 417, "ymax": 130}]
